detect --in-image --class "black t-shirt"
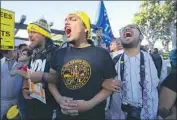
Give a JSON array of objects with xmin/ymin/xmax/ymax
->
[
  {"xmin": 162, "ymin": 69, "xmax": 177, "ymax": 93},
  {"xmin": 28, "ymin": 44, "xmax": 58, "ymax": 108},
  {"xmin": 51, "ymin": 46, "xmax": 117, "ymax": 119}
]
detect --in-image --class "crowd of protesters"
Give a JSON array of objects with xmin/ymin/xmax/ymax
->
[{"xmin": 1, "ymin": 11, "xmax": 176, "ymax": 120}]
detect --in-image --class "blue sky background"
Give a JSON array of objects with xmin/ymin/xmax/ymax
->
[{"xmin": 2, "ymin": 1, "xmax": 141, "ymax": 38}]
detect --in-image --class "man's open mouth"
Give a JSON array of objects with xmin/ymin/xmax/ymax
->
[
  {"xmin": 124, "ymin": 32, "xmax": 133, "ymax": 39},
  {"xmin": 65, "ymin": 27, "xmax": 71, "ymax": 38}
]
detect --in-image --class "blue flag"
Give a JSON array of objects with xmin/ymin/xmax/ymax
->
[{"xmin": 94, "ymin": 1, "xmax": 114, "ymax": 47}]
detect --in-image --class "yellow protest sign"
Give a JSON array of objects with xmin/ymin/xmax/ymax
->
[{"xmin": 0, "ymin": 8, "xmax": 15, "ymax": 50}]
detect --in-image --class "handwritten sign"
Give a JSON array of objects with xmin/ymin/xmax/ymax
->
[
  {"xmin": 0, "ymin": 8, "xmax": 15, "ymax": 50},
  {"xmin": 28, "ymin": 79, "xmax": 46, "ymax": 104}
]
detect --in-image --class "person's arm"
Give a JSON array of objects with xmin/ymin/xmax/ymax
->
[
  {"xmin": 88, "ymin": 80, "xmax": 113, "ymax": 106},
  {"xmin": 102, "ymin": 57, "xmax": 122, "ymax": 92},
  {"xmin": 16, "ymin": 49, "xmax": 59, "ymax": 83},
  {"xmin": 159, "ymin": 86, "xmax": 177, "ymax": 112},
  {"xmin": 69, "ymin": 79, "xmax": 113, "ymax": 113},
  {"xmin": 89, "ymin": 50, "xmax": 117, "ymax": 108},
  {"xmin": 158, "ymin": 86, "xmax": 177, "ymax": 119},
  {"xmin": 102, "ymin": 75, "xmax": 121, "ymax": 92},
  {"xmin": 165, "ymin": 104, "xmax": 176, "ymax": 119},
  {"xmin": 22, "ymin": 77, "xmax": 29, "ymax": 88},
  {"xmin": 48, "ymin": 82, "xmax": 78, "ymax": 116},
  {"xmin": 158, "ymin": 72, "xmax": 177, "ymax": 119},
  {"xmin": 15, "ymin": 69, "xmax": 58, "ymax": 83},
  {"xmin": 68, "ymin": 50, "xmax": 117, "ymax": 112},
  {"xmin": 21, "ymin": 77, "xmax": 33, "ymax": 99},
  {"xmin": 48, "ymin": 83, "xmax": 63, "ymax": 104},
  {"xmin": 158, "ymin": 87, "xmax": 176, "ymax": 119}
]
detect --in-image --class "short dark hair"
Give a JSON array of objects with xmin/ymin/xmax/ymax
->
[
  {"xmin": 111, "ymin": 37, "xmax": 121, "ymax": 45},
  {"xmin": 140, "ymin": 45, "xmax": 147, "ymax": 52},
  {"xmin": 18, "ymin": 44, "xmax": 27, "ymax": 50},
  {"xmin": 22, "ymin": 47, "xmax": 33, "ymax": 56},
  {"xmin": 154, "ymin": 48, "xmax": 158, "ymax": 52}
]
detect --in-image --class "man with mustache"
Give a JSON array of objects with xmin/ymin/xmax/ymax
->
[
  {"xmin": 14, "ymin": 18, "xmax": 58, "ymax": 120},
  {"xmin": 102, "ymin": 24, "xmax": 168, "ymax": 120},
  {"xmin": 47, "ymin": 11, "xmax": 120, "ymax": 120}
]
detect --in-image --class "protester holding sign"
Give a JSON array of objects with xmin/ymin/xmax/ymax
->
[{"xmin": 14, "ymin": 18, "xmax": 59, "ymax": 120}]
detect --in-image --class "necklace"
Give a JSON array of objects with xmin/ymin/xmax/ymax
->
[{"xmin": 75, "ymin": 43, "xmax": 91, "ymax": 48}]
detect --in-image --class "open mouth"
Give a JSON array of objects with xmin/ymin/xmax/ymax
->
[
  {"xmin": 125, "ymin": 32, "xmax": 132, "ymax": 37},
  {"xmin": 65, "ymin": 27, "xmax": 72, "ymax": 38},
  {"xmin": 124, "ymin": 32, "xmax": 133, "ymax": 39}
]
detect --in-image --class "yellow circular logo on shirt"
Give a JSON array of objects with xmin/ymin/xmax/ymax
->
[{"xmin": 61, "ymin": 59, "xmax": 91, "ymax": 90}]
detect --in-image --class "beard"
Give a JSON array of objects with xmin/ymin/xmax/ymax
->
[
  {"xmin": 68, "ymin": 40, "xmax": 76, "ymax": 45},
  {"xmin": 121, "ymin": 39, "xmax": 140, "ymax": 49},
  {"xmin": 29, "ymin": 42, "xmax": 41, "ymax": 50}
]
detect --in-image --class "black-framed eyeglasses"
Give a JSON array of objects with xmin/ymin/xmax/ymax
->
[{"xmin": 119, "ymin": 25, "xmax": 140, "ymax": 34}]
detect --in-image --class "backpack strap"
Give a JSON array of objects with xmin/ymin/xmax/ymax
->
[
  {"xmin": 108, "ymin": 52, "xmax": 146, "ymax": 109},
  {"xmin": 41, "ymin": 44, "xmax": 59, "ymax": 88},
  {"xmin": 120, "ymin": 52, "xmax": 145, "ymax": 106},
  {"xmin": 150, "ymin": 54, "xmax": 162, "ymax": 78},
  {"xmin": 139, "ymin": 52, "xmax": 145, "ymax": 108},
  {"xmin": 112, "ymin": 54, "xmax": 122, "ymax": 65},
  {"xmin": 45, "ymin": 44, "xmax": 60, "ymax": 63}
]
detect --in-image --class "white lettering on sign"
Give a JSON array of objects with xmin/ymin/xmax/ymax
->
[
  {"xmin": 103, "ymin": 9, "xmax": 112, "ymax": 34},
  {"xmin": 30, "ymin": 59, "xmax": 46, "ymax": 72}
]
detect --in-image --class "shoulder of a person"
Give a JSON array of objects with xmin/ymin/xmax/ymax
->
[
  {"xmin": 54, "ymin": 47, "xmax": 67, "ymax": 54},
  {"xmin": 93, "ymin": 46, "xmax": 109, "ymax": 54},
  {"xmin": 50, "ymin": 45, "xmax": 60, "ymax": 53},
  {"xmin": 1, "ymin": 57, "xmax": 6, "ymax": 65},
  {"xmin": 141, "ymin": 50, "xmax": 153, "ymax": 59},
  {"xmin": 47, "ymin": 44, "xmax": 59, "ymax": 51}
]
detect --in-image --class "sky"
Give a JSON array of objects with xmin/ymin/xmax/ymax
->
[{"xmin": 2, "ymin": 1, "xmax": 141, "ymax": 39}]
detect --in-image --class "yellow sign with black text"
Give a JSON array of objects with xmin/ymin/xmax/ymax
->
[{"xmin": 0, "ymin": 8, "xmax": 15, "ymax": 50}]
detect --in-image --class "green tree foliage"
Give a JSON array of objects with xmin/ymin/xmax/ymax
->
[
  {"xmin": 160, "ymin": 0, "xmax": 176, "ymax": 51},
  {"xmin": 133, "ymin": 0, "xmax": 175, "ymax": 50}
]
